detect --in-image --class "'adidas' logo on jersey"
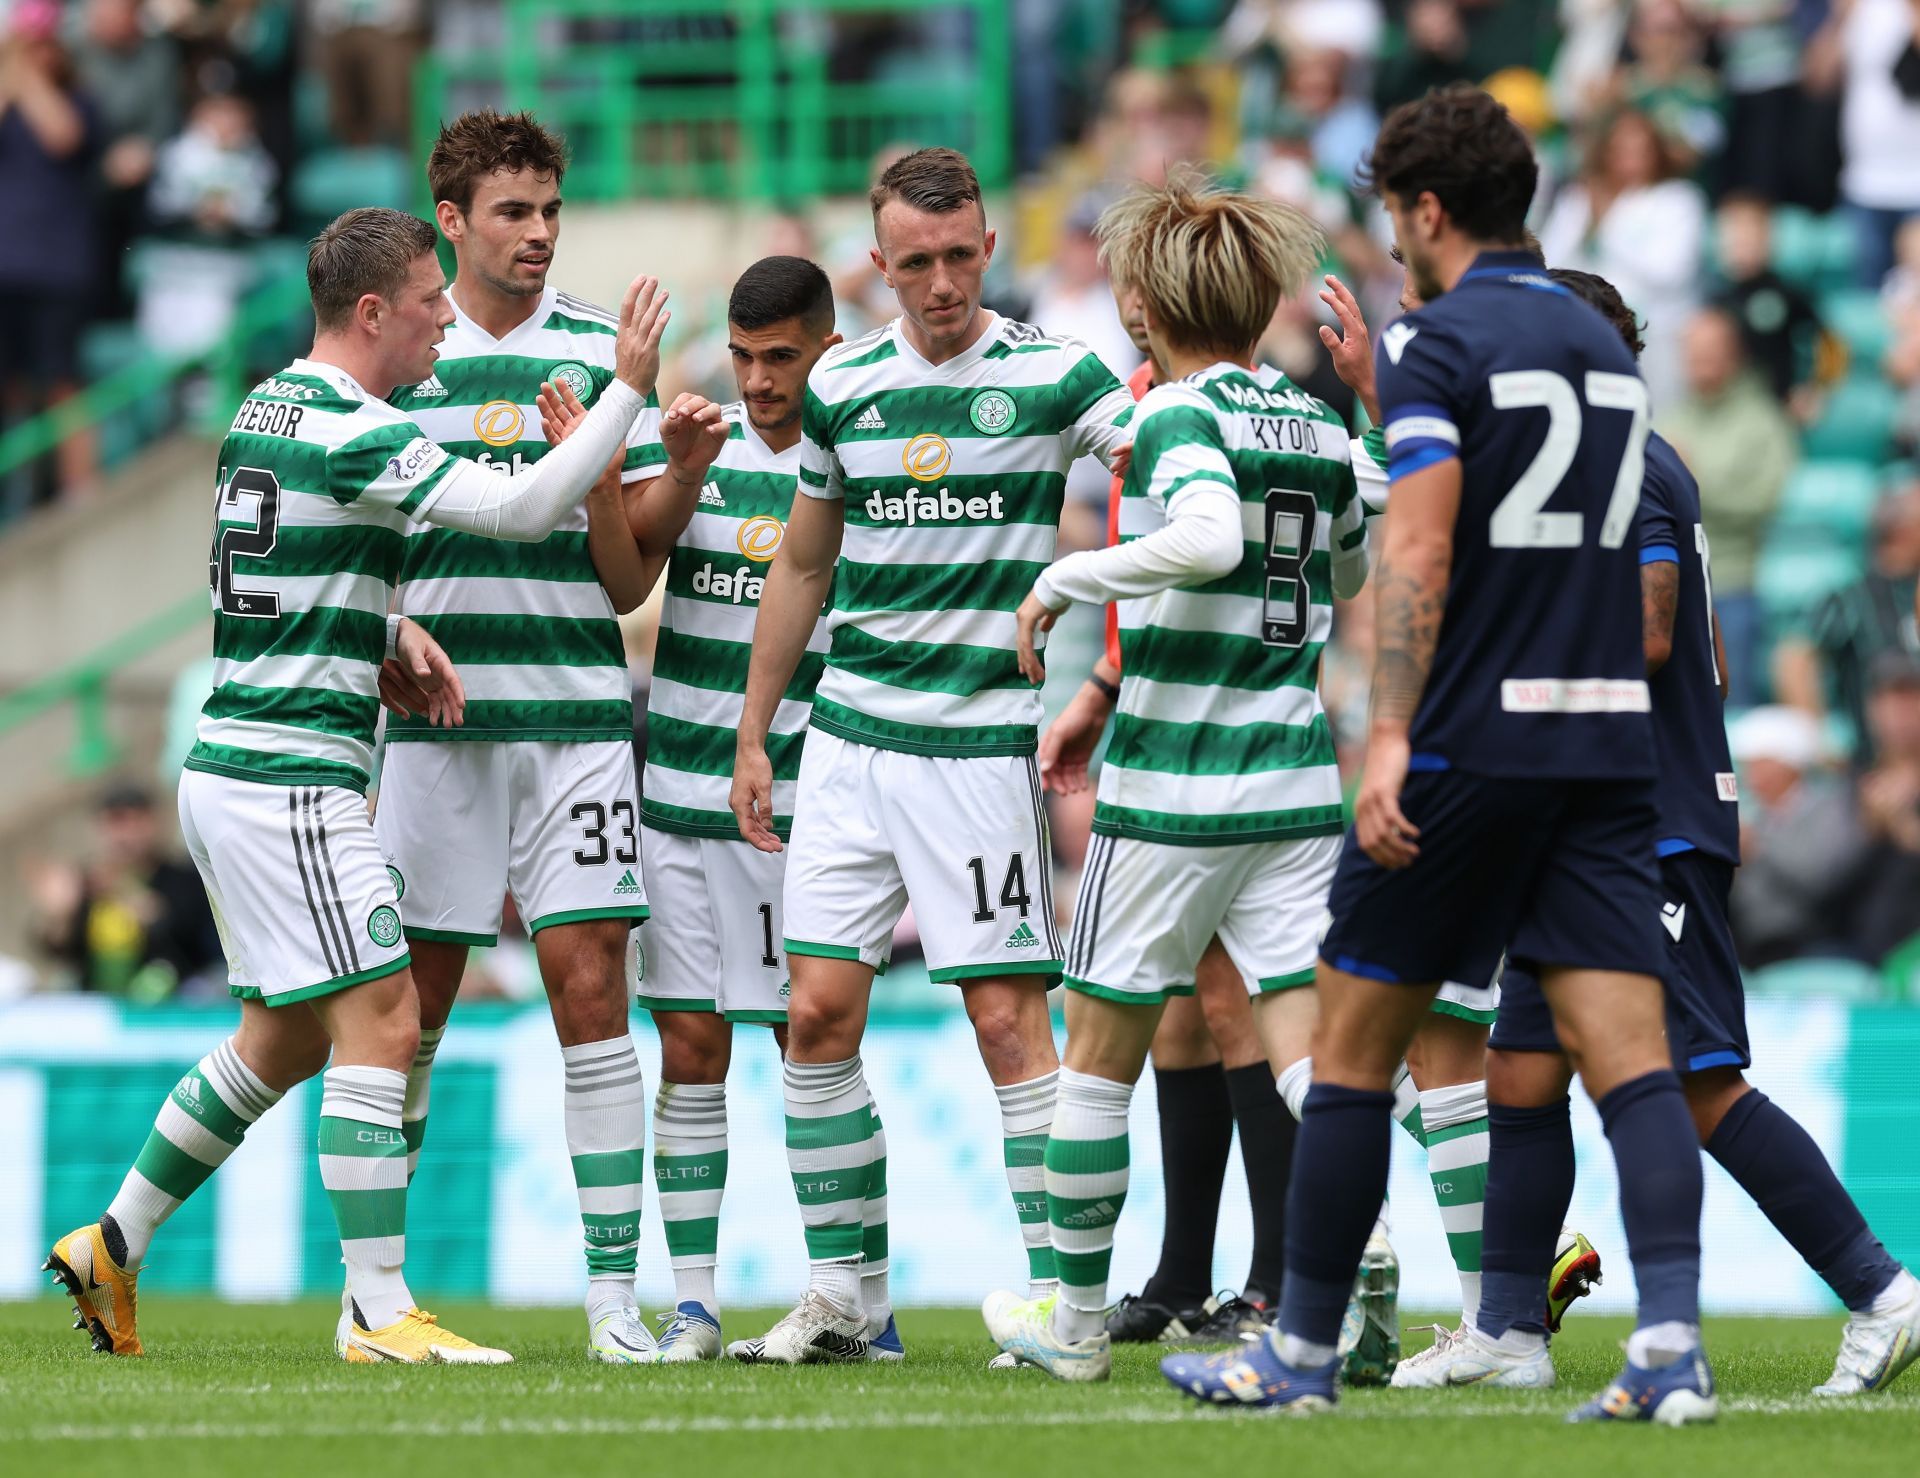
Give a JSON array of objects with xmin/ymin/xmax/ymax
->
[
  {"xmin": 411, "ymin": 374, "xmax": 448, "ymax": 399},
  {"xmin": 613, "ymin": 869, "xmax": 642, "ymax": 896},
  {"xmin": 1004, "ymin": 922, "xmax": 1039, "ymax": 950},
  {"xmin": 854, "ymin": 404, "xmax": 887, "ymax": 431},
  {"xmin": 698, "ymin": 482, "xmax": 725, "ymax": 507}
]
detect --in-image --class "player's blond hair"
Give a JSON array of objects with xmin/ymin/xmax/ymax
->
[{"xmin": 1096, "ymin": 171, "xmax": 1323, "ymax": 356}]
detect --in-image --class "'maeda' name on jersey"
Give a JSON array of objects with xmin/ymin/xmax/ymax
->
[
  {"xmin": 690, "ymin": 562, "xmax": 766, "ymax": 603},
  {"xmin": 1212, "ymin": 378, "xmax": 1325, "ymax": 416},
  {"xmin": 863, "ymin": 487, "xmax": 1007, "ymax": 525}
]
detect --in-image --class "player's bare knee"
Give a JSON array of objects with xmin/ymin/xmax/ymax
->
[
  {"xmin": 785, "ymin": 991, "xmax": 858, "ymax": 1062},
  {"xmin": 1486, "ymin": 1047, "xmax": 1571, "ymax": 1108},
  {"xmin": 1683, "ymin": 1066, "xmax": 1748, "ymax": 1142},
  {"xmin": 657, "ymin": 1014, "xmax": 731, "ymax": 1084},
  {"xmin": 966, "ymin": 982, "xmax": 1057, "ymax": 1082}
]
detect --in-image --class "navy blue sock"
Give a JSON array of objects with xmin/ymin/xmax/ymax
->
[
  {"xmin": 1706, "ymin": 1088, "xmax": 1903, "ymax": 1312},
  {"xmin": 1278, "ymin": 1083, "xmax": 1393, "ymax": 1351},
  {"xmin": 1476, "ymin": 1097, "xmax": 1575, "ymax": 1339},
  {"xmin": 1598, "ymin": 1070, "xmax": 1702, "ymax": 1329}
]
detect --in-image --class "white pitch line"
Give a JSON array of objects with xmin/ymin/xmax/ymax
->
[{"xmin": 5, "ymin": 1394, "xmax": 1919, "ymax": 1442}]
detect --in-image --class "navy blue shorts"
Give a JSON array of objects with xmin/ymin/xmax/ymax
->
[
  {"xmin": 1321, "ymin": 771, "xmax": 1665, "ymax": 990},
  {"xmin": 1489, "ymin": 850, "xmax": 1747, "ymax": 1071}
]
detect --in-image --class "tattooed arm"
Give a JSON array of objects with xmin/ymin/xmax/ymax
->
[
  {"xmin": 1355, "ymin": 458, "xmax": 1461, "ymax": 868},
  {"xmin": 1642, "ymin": 558, "xmax": 1679, "ymax": 675}
]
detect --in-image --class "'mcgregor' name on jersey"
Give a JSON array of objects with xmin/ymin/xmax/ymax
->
[
  {"xmin": 389, "ymin": 284, "xmax": 663, "ymax": 743},
  {"xmin": 190, "ymin": 360, "xmax": 461, "ymax": 793},
  {"xmin": 644, "ymin": 404, "xmax": 826, "ymax": 841},
  {"xmin": 797, "ymin": 314, "xmax": 1134, "ymax": 758},
  {"xmin": 1097, "ymin": 363, "xmax": 1362, "ymax": 845}
]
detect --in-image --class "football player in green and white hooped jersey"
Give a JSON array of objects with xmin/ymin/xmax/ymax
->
[
  {"xmin": 371, "ymin": 111, "xmax": 728, "ymax": 1366},
  {"xmin": 573, "ymin": 256, "xmax": 845, "ymax": 1363},
  {"xmin": 727, "ymin": 147, "xmax": 1134, "ymax": 1364},
  {"xmin": 980, "ymin": 175, "xmax": 1373, "ymax": 1380},
  {"xmin": 45, "ymin": 207, "xmax": 669, "ymax": 1365}
]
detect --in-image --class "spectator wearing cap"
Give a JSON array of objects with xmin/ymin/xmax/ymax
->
[
  {"xmin": 1775, "ymin": 482, "xmax": 1920, "ymax": 759},
  {"xmin": 27, "ymin": 782, "xmax": 222, "ymax": 1001},
  {"xmin": 0, "ymin": 0, "xmax": 102, "ymax": 505},
  {"xmin": 1728, "ymin": 706, "xmax": 1867, "ymax": 967},
  {"xmin": 1847, "ymin": 652, "xmax": 1920, "ymax": 961},
  {"xmin": 1661, "ymin": 305, "xmax": 1799, "ymax": 708}
]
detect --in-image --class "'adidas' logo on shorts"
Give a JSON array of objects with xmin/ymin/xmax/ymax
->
[
  {"xmin": 854, "ymin": 404, "xmax": 886, "ymax": 431},
  {"xmin": 1004, "ymin": 922, "xmax": 1039, "ymax": 950},
  {"xmin": 613, "ymin": 869, "xmax": 642, "ymax": 896}
]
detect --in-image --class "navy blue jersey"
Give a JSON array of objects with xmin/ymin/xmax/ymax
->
[
  {"xmin": 1375, "ymin": 252, "xmax": 1654, "ymax": 779},
  {"xmin": 1639, "ymin": 432, "xmax": 1740, "ymax": 864}
]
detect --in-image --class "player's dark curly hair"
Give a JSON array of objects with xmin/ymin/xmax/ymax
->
[
  {"xmin": 1548, "ymin": 268, "xmax": 1647, "ymax": 360},
  {"xmin": 428, "ymin": 110, "xmax": 569, "ymax": 214},
  {"xmin": 1360, "ymin": 84, "xmax": 1537, "ymax": 244}
]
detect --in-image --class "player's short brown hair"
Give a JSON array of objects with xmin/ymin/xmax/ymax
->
[
  {"xmin": 868, "ymin": 146, "xmax": 982, "ymax": 218},
  {"xmin": 1097, "ymin": 169, "xmax": 1324, "ymax": 357},
  {"xmin": 308, "ymin": 207, "xmax": 439, "ymax": 332},
  {"xmin": 427, "ymin": 109, "xmax": 569, "ymax": 214}
]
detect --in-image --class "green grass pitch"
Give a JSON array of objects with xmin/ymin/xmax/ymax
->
[{"xmin": 2, "ymin": 1301, "xmax": 1917, "ymax": 1476}]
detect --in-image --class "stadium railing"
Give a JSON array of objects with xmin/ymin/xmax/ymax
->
[
  {"xmin": 411, "ymin": 0, "xmax": 1013, "ymax": 202},
  {"xmin": 0, "ymin": 593, "xmax": 207, "ymax": 781}
]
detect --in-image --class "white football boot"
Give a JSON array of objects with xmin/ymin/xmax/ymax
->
[
  {"xmin": 981, "ymin": 1290, "xmax": 1111, "ymax": 1382},
  {"xmin": 587, "ymin": 1302, "xmax": 659, "ymax": 1364},
  {"xmin": 727, "ymin": 1290, "xmax": 869, "ymax": 1364},
  {"xmin": 1389, "ymin": 1322, "xmax": 1555, "ymax": 1389},
  {"xmin": 1816, "ymin": 1271, "xmax": 1920, "ymax": 1396}
]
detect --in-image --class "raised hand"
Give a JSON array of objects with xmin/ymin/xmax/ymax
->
[
  {"xmin": 538, "ymin": 379, "xmax": 625, "ymax": 485},
  {"xmin": 1317, "ymin": 273, "xmax": 1379, "ymax": 424},
  {"xmin": 614, "ymin": 274, "xmax": 671, "ymax": 398},
  {"xmin": 660, "ymin": 392, "xmax": 732, "ymax": 479}
]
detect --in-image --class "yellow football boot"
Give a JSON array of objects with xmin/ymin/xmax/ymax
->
[
  {"xmin": 45, "ymin": 1220, "xmax": 143, "ymax": 1356},
  {"xmin": 1548, "ymin": 1228, "xmax": 1603, "ymax": 1333},
  {"xmin": 339, "ymin": 1308, "xmax": 513, "ymax": 1365}
]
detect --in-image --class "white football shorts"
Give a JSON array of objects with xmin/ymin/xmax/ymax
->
[
  {"xmin": 1065, "ymin": 832, "xmax": 1341, "ymax": 1003},
  {"xmin": 374, "ymin": 739, "xmax": 648, "ymax": 945},
  {"xmin": 178, "ymin": 769, "xmax": 409, "ymax": 1005},
  {"xmin": 635, "ymin": 824, "xmax": 791, "ymax": 1022},
  {"xmin": 782, "ymin": 727, "xmax": 1063, "ymax": 983}
]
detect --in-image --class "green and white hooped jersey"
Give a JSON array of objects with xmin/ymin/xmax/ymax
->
[
  {"xmin": 644, "ymin": 403, "xmax": 825, "ymax": 842},
  {"xmin": 189, "ymin": 359, "xmax": 463, "ymax": 794},
  {"xmin": 388, "ymin": 283, "xmax": 664, "ymax": 744},
  {"xmin": 798, "ymin": 313, "xmax": 1133, "ymax": 758},
  {"xmin": 1095, "ymin": 363, "xmax": 1363, "ymax": 846},
  {"xmin": 1354, "ymin": 424, "xmax": 1388, "ymax": 519}
]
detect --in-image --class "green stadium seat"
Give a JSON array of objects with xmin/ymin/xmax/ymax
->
[
  {"xmin": 1756, "ymin": 539, "xmax": 1865, "ymax": 625},
  {"xmin": 1771, "ymin": 460, "xmax": 1882, "ymax": 546},
  {"xmin": 1769, "ymin": 207, "xmax": 1825, "ymax": 288},
  {"xmin": 1821, "ymin": 288, "xmax": 1893, "ymax": 365},
  {"xmin": 291, "ymin": 147, "xmax": 411, "ymax": 232},
  {"xmin": 1746, "ymin": 956, "xmax": 1883, "ymax": 1002},
  {"xmin": 1804, "ymin": 375, "xmax": 1898, "ymax": 460}
]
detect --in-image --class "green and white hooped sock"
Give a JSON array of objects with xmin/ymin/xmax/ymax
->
[
  {"xmin": 1420, "ymin": 1079, "xmax": 1490, "ymax": 1324},
  {"xmin": 1277, "ymin": 1057, "xmax": 1312, "ymax": 1121},
  {"xmin": 653, "ymin": 1080, "xmax": 727, "ymax": 1314},
  {"xmin": 562, "ymin": 1036, "xmax": 647, "ymax": 1312},
  {"xmin": 1392, "ymin": 1061, "xmax": 1426, "ymax": 1147},
  {"xmin": 107, "ymin": 1037, "xmax": 283, "ymax": 1267},
  {"xmin": 401, "ymin": 1024, "xmax": 444, "ymax": 1183},
  {"xmin": 319, "ymin": 1064, "xmax": 412, "ymax": 1331},
  {"xmin": 1046, "ymin": 1067, "xmax": 1133, "ymax": 1343},
  {"xmin": 861, "ymin": 1100, "xmax": 891, "ymax": 1332},
  {"xmin": 997, "ymin": 1070, "xmax": 1058, "ymax": 1294},
  {"xmin": 784, "ymin": 1056, "xmax": 880, "ymax": 1312}
]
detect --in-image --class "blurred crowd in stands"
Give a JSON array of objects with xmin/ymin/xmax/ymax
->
[{"xmin": 13, "ymin": 0, "xmax": 1920, "ymax": 997}]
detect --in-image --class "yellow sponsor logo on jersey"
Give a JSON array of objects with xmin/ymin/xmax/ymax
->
[
  {"xmin": 737, "ymin": 514, "xmax": 785, "ymax": 563},
  {"xmin": 474, "ymin": 399, "xmax": 526, "ymax": 447},
  {"xmin": 901, "ymin": 433, "xmax": 952, "ymax": 483}
]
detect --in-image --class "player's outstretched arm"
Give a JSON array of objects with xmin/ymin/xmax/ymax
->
[
  {"xmin": 732, "ymin": 492, "xmax": 843, "ymax": 852},
  {"xmin": 1357, "ymin": 457, "xmax": 1460, "ymax": 868},
  {"xmin": 626, "ymin": 392, "xmax": 730, "ymax": 558},
  {"xmin": 536, "ymin": 379, "xmax": 672, "ymax": 614}
]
